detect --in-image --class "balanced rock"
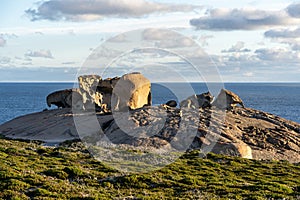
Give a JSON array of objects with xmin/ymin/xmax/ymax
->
[
  {"xmin": 112, "ymin": 72, "xmax": 152, "ymax": 111},
  {"xmin": 78, "ymin": 72, "xmax": 151, "ymax": 112},
  {"xmin": 212, "ymin": 89, "xmax": 245, "ymax": 110}
]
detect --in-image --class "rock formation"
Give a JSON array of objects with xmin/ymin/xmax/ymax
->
[
  {"xmin": 2, "ymin": 97, "xmax": 300, "ymax": 162},
  {"xmin": 210, "ymin": 141, "xmax": 253, "ymax": 159},
  {"xmin": 78, "ymin": 72, "xmax": 151, "ymax": 112},
  {"xmin": 111, "ymin": 72, "xmax": 152, "ymax": 111},
  {"xmin": 180, "ymin": 92, "xmax": 213, "ymax": 109},
  {"xmin": 46, "ymin": 89, "xmax": 82, "ymax": 109},
  {"xmin": 212, "ymin": 89, "xmax": 245, "ymax": 110},
  {"xmin": 78, "ymin": 75, "xmax": 103, "ymax": 111},
  {"xmin": 1, "ymin": 75, "xmax": 299, "ymax": 162}
]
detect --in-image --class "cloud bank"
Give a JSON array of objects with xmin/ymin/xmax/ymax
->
[
  {"xmin": 26, "ymin": 0, "xmax": 199, "ymax": 21},
  {"xmin": 190, "ymin": 7, "xmax": 299, "ymax": 31},
  {"xmin": 265, "ymin": 28, "xmax": 300, "ymax": 38},
  {"xmin": 287, "ymin": 3, "xmax": 300, "ymax": 18},
  {"xmin": 222, "ymin": 41, "xmax": 251, "ymax": 53},
  {"xmin": 264, "ymin": 27, "xmax": 300, "ymax": 51},
  {"xmin": 25, "ymin": 50, "xmax": 54, "ymax": 59}
]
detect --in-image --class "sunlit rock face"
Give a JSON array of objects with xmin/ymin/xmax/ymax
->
[{"xmin": 78, "ymin": 72, "xmax": 151, "ymax": 112}]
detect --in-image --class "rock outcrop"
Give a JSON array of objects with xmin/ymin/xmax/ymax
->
[
  {"xmin": 212, "ymin": 89, "xmax": 245, "ymax": 110},
  {"xmin": 46, "ymin": 89, "xmax": 82, "ymax": 109},
  {"xmin": 1, "ymin": 79, "xmax": 299, "ymax": 162},
  {"xmin": 78, "ymin": 75, "xmax": 103, "ymax": 111},
  {"xmin": 180, "ymin": 92, "xmax": 213, "ymax": 109},
  {"xmin": 78, "ymin": 72, "xmax": 151, "ymax": 112}
]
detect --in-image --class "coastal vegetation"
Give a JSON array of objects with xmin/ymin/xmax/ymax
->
[{"xmin": 1, "ymin": 136, "xmax": 299, "ymax": 199}]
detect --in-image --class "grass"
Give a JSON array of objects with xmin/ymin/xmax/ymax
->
[{"xmin": 0, "ymin": 136, "xmax": 300, "ymax": 199}]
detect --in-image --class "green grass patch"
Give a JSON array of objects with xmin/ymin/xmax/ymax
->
[{"xmin": 0, "ymin": 138, "xmax": 299, "ymax": 199}]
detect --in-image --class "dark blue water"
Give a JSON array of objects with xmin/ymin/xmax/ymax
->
[{"xmin": 0, "ymin": 82, "xmax": 299, "ymax": 124}]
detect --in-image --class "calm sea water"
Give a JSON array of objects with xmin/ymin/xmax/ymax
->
[{"xmin": 0, "ymin": 82, "xmax": 299, "ymax": 124}]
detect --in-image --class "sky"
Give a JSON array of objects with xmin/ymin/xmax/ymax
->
[{"xmin": 0, "ymin": 0, "xmax": 300, "ymax": 82}]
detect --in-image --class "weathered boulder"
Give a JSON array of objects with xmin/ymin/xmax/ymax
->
[
  {"xmin": 46, "ymin": 89, "xmax": 82, "ymax": 109},
  {"xmin": 78, "ymin": 72, "xmax": 151, "ymax": 112},
  {"xmin": 197, "ymin": 92, "xmax": 214, "ymax": 108},
  {"xmin": 212, "ymin": 89, "xmax": 245, "ymax": 110},
  {"xmin": 180, "ymin": 92, "xmax": 213, "ymax": 109},
  {"xmin": 97, "ymin": 77, "xmax": 120, "ymax": 112},
  {"xmin": 78, "ymin": 75, "xmax": 102, "ymax": 111},
  {"xmin": 210, "ymin": 141, "xmax": 252, "ymax": 159},
  {"xmin": 112, "ymin": 72, "xmax": 152, "ymax": 111}
]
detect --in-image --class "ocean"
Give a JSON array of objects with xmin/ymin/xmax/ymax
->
[{"xmin": 0, "ymin": 82, "xmax": 299, "ymax": 125}]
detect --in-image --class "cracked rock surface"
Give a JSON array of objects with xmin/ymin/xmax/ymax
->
[{"xmin": 0, "ymin": 105, "xmax": 299, "ymax": 163}]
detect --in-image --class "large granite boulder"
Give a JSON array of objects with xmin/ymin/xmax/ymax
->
[
  {"xmin": 112, "ymin": 72, "xmax": 152, "ymax": 111},
  {"xmin": 47, "ymin": 89, "xmax": 82, "ymax": 109},
  {"xmin": 212, "ymin": 89, "xmax": 245, "ymax": 110}
]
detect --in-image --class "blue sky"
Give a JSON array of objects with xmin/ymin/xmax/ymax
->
[{"xmin": 0, "ymin": 0, "xmax": 300, "ymax": 82}]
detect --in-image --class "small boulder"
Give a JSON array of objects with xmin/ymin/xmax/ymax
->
[
  {"xmin": 196, "ymin": 92, "xmax": 213, "ymax": 108},
  {"xmin": 180, "ymin": 92, "xmax": 213, "ymax": 109},
  {"xmin": 211, "ymin": 141, "xmax": 252, "ymax": 159},
  {"xmin": 165, "ymin": 100, "xmax": 177, "ymax": 107},
  {"xmin": 212, "ymin": 89, "xmax": 245, "ymax": 110}
]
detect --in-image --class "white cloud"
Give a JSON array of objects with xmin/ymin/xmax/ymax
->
[
  {"xmin": 190, "ymin": 7, "xmax": 297, "ymax": 31},
  {"xmin": 291, "ymin": 43, "xmax": 300, "ymax": 51},
  {"xmin": 0, "ymin": 36, "xmax": 6, "ymax": 47},
  {"xmin": 265, "ymin": 28, "xmax": 300, "ymax": 38},
  {"xmin": 243, "ymin": 72, "xmax": 254, "ymax": 77},
  {"xmin": 287, "ymin": 3, "xmax": 300, "ymax": 18},
  {"xmin": 62, "ymin": 61, "xmax": 76, "ymax": 65},
  {"xmin": 25, "ymin": 50, "xmax": 54, "ymax": 59},
  {"xmin": 221, "ymin": 41, "xmax": 251, "ymax": 53},
  {"xmin": 254, "ymin": 48, "xmax": 298, "ymax": 61},
  {"xmin": 0, "ymin": 57, "xmax": 11, "ymax": 64},
  {"xmin": 143, "ymin": 28, "xmax": 171, "ymax": 40},
  {"xmin": 35, "ymin": 31, "xmax": 44, "ymax": 35},
  {"xmin": 197, "ymin": 34, "xmax": 214, "ymax": 46},
  {"xmin": 25, "ymin": 0, "xmax": 200, "ymax": 21},
  {"xmin": 264, "ymin": 27, "xmax": 300, "ymax": 51},
  {"xmin": 142, "ymin": 28, "xmax": 195, "ymax": 48}
]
